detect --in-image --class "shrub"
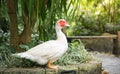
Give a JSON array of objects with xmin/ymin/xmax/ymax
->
[{"xmin": 55, "ymin": 40, "xmax": 95, "ymax": 65}]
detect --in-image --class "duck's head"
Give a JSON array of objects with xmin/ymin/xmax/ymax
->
[{"xmin": 56, "ymin": 19, "xmax": 70, "ymax": 29}]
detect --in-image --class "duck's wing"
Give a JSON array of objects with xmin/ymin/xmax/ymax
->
[{"xmin": 26, "ymin": 40, "xmax": 64, "ymax": 60}]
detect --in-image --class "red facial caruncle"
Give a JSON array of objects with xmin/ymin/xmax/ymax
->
[{"xmin": 58, "ymin": 19, "xmax": 67, "ymax": 27}]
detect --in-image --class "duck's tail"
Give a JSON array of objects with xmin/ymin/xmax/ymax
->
[{"xmin": 12, "ymin": 52, "xmax": 35, "ymax": 61}]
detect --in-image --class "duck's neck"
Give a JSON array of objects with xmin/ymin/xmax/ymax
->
[{"xmin": 55, "ymin": 25, "xmax": 67, "ymax": 42}]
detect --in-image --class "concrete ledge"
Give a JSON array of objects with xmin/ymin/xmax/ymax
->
[{"xmin": 0, "ymin": 61, "xmax": 102, "ymax": 74}]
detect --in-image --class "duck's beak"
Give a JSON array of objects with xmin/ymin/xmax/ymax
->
[{"xmin": 66, "ymin": 24, "xmax": 70, "ymax": 27}]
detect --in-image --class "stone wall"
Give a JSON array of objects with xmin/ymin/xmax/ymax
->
[
  {"xmin": 0, "ymin": 61, "xmax": 102, "ymax": 74},
  {"xmin": 67, "ymin": 32, "xmax": 120, "ymax": 54},
  {"xmin": 81, "ymin": 38, "xmax": 113, "ymax": 53}
]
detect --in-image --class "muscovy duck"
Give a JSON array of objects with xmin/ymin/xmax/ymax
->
[{"xmin": 12, "ymin": 19, "xmax": 69, "ymax": 69}]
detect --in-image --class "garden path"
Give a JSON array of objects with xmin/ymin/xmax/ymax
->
[{"xmin": 96, "ymin": 53, "xmax": 120, "ymax": 74}]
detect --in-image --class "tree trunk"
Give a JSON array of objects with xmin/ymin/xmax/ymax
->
[
  {"xmin": 19, "ymin": 11, "xmax": 33, "ymax": 44},
  {"xmin": 6, "ymin": 0, "xmax": 21, "ymax": 52},
  {"xmin": 6, "ymin": 0, "xmax": 35, "ymax": 52}
]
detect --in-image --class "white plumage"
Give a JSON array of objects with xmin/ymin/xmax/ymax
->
[{"xmin": 12, "ymin": 19, "xmax": 69, "ymax": 69}]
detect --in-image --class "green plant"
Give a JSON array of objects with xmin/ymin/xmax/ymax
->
[
  {"xmin": 55, "ymin": 40, "xmax": 95, "ymax": 65},
  {"xmin": 68, "ymin": 0, "xmax": 120, "ymax": 36},
  {"xmin": 0, "ymin": 44, "xmax": 15, "ymax": 68}
]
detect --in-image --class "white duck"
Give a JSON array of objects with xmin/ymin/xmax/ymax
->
[{"xmin": 12, "ymin": 19, "xmax": 69, "ymax": 69}]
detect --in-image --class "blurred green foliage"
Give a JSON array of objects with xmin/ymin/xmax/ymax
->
[
  {"xmin": 68, "ymin": 0, "xmax": 120, "ymax": 36},
  {"xmin": 1, "ymin": 0, "xmax": 120, "ymax": 38}
]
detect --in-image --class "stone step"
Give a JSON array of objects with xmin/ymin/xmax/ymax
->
[{"xmin": 0, "ymin": 61, "xmax": 102, "ymax": 74}]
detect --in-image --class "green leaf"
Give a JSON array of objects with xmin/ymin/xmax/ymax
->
[{"xmin": 19, "ymin": 44, "xmax": 29, "ymax": 50}]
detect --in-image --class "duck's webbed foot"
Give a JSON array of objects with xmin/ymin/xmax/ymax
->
[{"xmin": 47, "ymin": 61, "xmax": 58, "ymax": 69}]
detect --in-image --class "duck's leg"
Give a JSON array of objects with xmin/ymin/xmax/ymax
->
[{"xmin": 47, "ymin": 61, "xmax": 58, "ymax": 69}]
